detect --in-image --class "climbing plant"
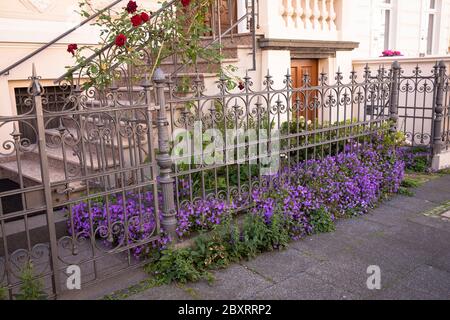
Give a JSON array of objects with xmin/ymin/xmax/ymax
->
[{"xmin": 66, "ymin": 0, "xmax": 235, "ymax": 89}]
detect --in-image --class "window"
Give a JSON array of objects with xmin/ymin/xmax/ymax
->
[
  {"xmin": 425, "ymin": 0, "xmax": 438, "ymax": 55},
  {"xmin": 373, "ymin": 0, "xmax": 395, "ymax": 55}
]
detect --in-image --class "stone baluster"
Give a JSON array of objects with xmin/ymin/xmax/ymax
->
[
  {"xmin": 312, "ymin": 0, "xmax": 320, "ymax": 30},
  {"xmin": 295, "ymin": 0, "xmax": 304, "ymax": 29},
  {"xmin": 321, "ymin": 0, "xmax": 329, "ymax": 31},
  {"xmin": 328, "ymin": 0, "xmax": 337, "ymax": 31},
  {"xmin": 286, "ymin": 0, "xmax": 295, "ymax": 27},
  {"xmin": 304, "ymin": 0, "xmax": 313, "ymax": 29},
  {"xmin": 280, "ymin": 0, "xmax": 289, "ymax": 27}
]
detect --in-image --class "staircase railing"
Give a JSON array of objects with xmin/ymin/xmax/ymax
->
[
  {"xmin": 0, "ymin": 0, "xmax": 125, "ymax": 77},
  {"xmin": 171, "ymin": 0, "xmax": 259, "ymax": 75},
  {"xmin": 54, "ymin": 0, "xmax": 259, "ymax": 84}
]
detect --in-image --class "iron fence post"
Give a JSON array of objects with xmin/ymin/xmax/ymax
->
[
  {"xmin": 389, "ymin": 61, "xmax": 401, "ymax": 133},
  {"xmin": 31, "ymin": 64, "xmax": 61, "ymax": 297},
  {"xmin": 433, "ymin": 61, "xmax": 446, "ymax": 156},
  {"xmin": 153, "ymin": 68, "xmax": 177, "ymax": 240}
]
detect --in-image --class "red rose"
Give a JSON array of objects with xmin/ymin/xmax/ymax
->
[
  {"xmin": 115, "ymin": 34, "xmax": 127, "ymax": 47},
  {"xmin": 140, "ymin": 12, "xmax": 150, "ymax": 23},
  {"xmin": 131, "ymin": 14, "xmax": 142, "ymax": 27},
  {"xmin": 67, "ymin": 43, "xmax": 78, "ymax": 56},
  {"xmin": 126, "ymin": 1, "xmax": 138, "ymax": 14},
  {"xmin": 238, "ymin": 82, "xmax": 245, "ymax": 90},
  {"xmin": 181, "ymin": 0, "xmax": 191, "ymax": 7}
]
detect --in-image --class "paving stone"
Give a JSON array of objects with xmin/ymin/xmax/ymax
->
[
  {"xmin": 252, "ymin": 272, "xmax": 356, "ymax": 300},
  {"xmin": 397, "ymin": 265, "xmax": 450, "ymax": 298},
  {"xmin": 380, "ymin": 220, "xmax": 450, "ymax": 255},
  {"xmin": 302, "ymin": 249, "xmax": 405, "ymax": 299},
  {"xmin": 381, "ymin": 196, "xmax": 436, "ymax": 214},
  {"xmin": 368, "ymin": 282, "xmax": 442, "ymax": 300},
  {"xmin": 429, "ymin": 251, "xmax": 450, "ymax": 273},
  {"xmin": 290, "ymin": 230, "xmax": 366, "ymax": 262},
  {"xmin": 184, "ymin": 265, "xmax": 273, "ymax": 300},
  {"xmin": 412, "ymin": 186, "xmax": 450, "ymax": 204},
  {"xmin": 407, "ymin": 175, "xmax": 450, "ymax": 205},
  {"xmin": 241, "ymin": 248, "xmax": 319, "ymax": 283},
  {"xmin": 334, "ymin": 216, "xmax": 387, "ymax": 238},
  {"xmin": 129, "ymin": 284, "xmax": 195, "ymax": 300},
  {"xmin": 407, "ymin": 214, "xmax": 450, "ymax": 233}
]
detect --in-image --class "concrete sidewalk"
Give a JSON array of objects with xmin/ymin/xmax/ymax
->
[{"xmin": 127, "ymin": 175, "xmax": 450, "ymax": 300}]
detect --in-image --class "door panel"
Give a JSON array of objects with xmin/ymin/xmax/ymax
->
[
  {"xmin": 291, "ymin": 59, "xmax": 318, "ymax": 122},
  {"xmin": 205, "ymin": 0, "xmax": 238, "ymax": 35}
]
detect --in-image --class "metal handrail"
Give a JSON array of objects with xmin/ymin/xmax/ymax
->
[
  {"xmin": 170, "ymin": 0, "xmax": 259, "ymax": 76},
  {"xmin": 54, "ymin": 0, "xmax": 177, "ymax": 84},
  {"xmin": 54, "ymin": 0, "xmax": 258, "ymax": 83},
  {"xmin": 0, "ymin": 0, "xmax": 126, "ymax": 76}
]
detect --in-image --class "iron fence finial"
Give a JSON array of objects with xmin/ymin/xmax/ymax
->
[{"xmin": 153, "ymin": 68, "xmax": 166, "ymax": 83}]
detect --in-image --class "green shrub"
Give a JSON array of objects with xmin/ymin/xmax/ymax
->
[
  {"xmin": 401, "ymin": 177, "xmax": 421, "ymax": 188},
  {"xmin": 146, "ymin": 248, "xmax": 212, "ymax": 285},
  {"xmin": 14, "ymin": 262, "xmax": 47, "ymax": 300},
  {"xmin": 192, "ymin": 234, "xmax": 230, "ymax": 270},
  {"xmin": 310, "ymin": 208, "xmax": 335, "ymax": 233},
  {"xmin": 0, "ymin": 286, "xmax": 7, "ymax": 300},
  {"xmin": 398, "ymin": 187, "xmax": 415, "ymax": 197},
  {"xmin": 410, "ymin": 156, "xmax": 429, "ymax": 173}
]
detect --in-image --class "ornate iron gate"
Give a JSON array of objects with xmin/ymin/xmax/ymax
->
[{"xmin": 0, "ymin": 66, "xmax": 162, "ymax": 299}]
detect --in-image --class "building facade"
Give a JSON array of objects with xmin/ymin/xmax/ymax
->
[{"xmin": 0, "ymin": 0, "xmax": 449, "ymax": 128}]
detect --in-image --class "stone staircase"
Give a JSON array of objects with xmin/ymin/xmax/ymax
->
[{"xmin": 0, "ymin": 34, "xmax": 255, "ymax": 211}]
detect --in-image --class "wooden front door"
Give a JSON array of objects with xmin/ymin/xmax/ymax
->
[
  {"xmin": 205, "ymin": 0, "xmax": 238, "ymax": 35},
  {"xmin": 291, "ymin": 59, "xmax": 318, "ymax": 121}
]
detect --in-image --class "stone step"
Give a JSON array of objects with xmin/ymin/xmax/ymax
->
[
  {"xmin": 24, "ymin": 143, "xmax": 118, "ymax": 172},
  {"xmin": 0, "ymin": 157, "xmax": 85, "ymax": 207}
]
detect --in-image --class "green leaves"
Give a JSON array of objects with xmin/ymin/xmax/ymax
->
[
  {"xmin": 14, "ymin": 262, "xmax": 47, "ymax": 300},
  {"xmin": 309, "ymin": 208, "xmax": 335, "ymax": 234},
  {"xmin": 69, "ymin": 0, "xmax": 226, "ymax": 89},
  {"xmin": 146, "ymin": 248, "xmax": 211, "ymax": 285},
  {"xmin": 0, "ymin": 286, "xmax": 7, "ymax": 300}
]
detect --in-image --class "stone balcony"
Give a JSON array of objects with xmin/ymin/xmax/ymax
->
[{"xmin": 259, "ymin": 0, "xmax": 341, "ymax": 41}]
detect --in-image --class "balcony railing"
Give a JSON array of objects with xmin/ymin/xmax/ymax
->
[{"xmin": 277, "ymin": 0, "xmax": 339, "ymax": 41}]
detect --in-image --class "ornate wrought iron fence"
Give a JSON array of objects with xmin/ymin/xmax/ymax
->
[
  {"xmin": 0, "ymin": 60, "xmax": 448, "ymax": 299},
  {"xmin": 165, "ymin": 67, "xmax": 393, "ymax": 221},
  {"xmin": 441, "ymin": 69, "xmax": 450, "ymax": 152},
  {"xmin": 0, "ymin": 66, "xmax": 161, "ymax": 299}
]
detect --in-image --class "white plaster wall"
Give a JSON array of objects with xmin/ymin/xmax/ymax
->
[
  {"xmin": 353, "ymin": 56, "xmax": 450, "ymax": 146},
  {"xmin": 351, "ymin": 0, "xmax": 450, "ymax": 59}
]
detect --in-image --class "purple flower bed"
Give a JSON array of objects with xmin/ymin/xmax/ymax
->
[
  {"xmin": 251, "ymin": 142, "xmax": 404, "ymax": 239},
  {"xmin": 68, "ymin": 137, "xmax": 405, "ymax": 258},
  {"xmin": 68, "ymin": 191, "xmax": 169, "ymax": 258}
]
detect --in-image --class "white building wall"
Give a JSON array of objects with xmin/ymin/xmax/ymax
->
[{"xmin": 350, "ymin": 0, "xmax": 450, "ymax": 59}]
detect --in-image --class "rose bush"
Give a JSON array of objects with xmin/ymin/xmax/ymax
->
[{"xmin": 67, "ymin": 0, "xmax": 225, "ymax": 89}]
